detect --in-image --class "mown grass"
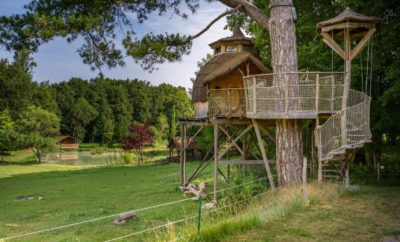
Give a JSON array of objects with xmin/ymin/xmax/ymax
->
[{"xmin": 148, "ymin": 183, "xmax": 400, "ymax": 242}]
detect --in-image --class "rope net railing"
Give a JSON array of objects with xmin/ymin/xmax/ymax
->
[
  {"xmin": 243, "ymin": 72, "xmax": 345, "ymax": 119},
  {"xmin": 317, "ymin": 89, "xmax": 371, "ymax": 161},
  {"xmin": 241, "ymin": 72, "xmax": 371, "ymax": 161}
]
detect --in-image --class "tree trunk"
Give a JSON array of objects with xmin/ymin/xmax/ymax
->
[
  {"xmin": 218, "ymin": 0, "xmax": 303, "ymax": 186},
  {"xmin": 268, "ymin": 0, "xmax": 303, "ymax": 186}
]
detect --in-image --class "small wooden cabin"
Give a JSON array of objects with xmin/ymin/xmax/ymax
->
[
  {"xmin": 168, "ymin": 137, "xmax": 197, "ymax": 161},
  {"xmin": 57, "ymin": 136, "xmax": 79, "ymax": 149},
  {"xmin": 192, "ymin": 27, "xmax": 271, "ymax": 118}
]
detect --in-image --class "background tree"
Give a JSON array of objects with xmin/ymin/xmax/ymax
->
[
  {"xmin": 157, "ymin": 114, "xmax": 169, "ymax": 141},
  {"xmin": 103, "ymin": 119, "xmax": 115, "ymax": 147},
  {"xmin": 0, "ymin": 110, "xmax": 17, "ymax": 161},
  {"xmin": 70, "ymin": 97, "xmax": 98, "ymax": 140},
  {"xmin": 17, "ymin": 106, "xmax": 59, "ymax": 163},
  {"xmin": 119, "ymin": 123, "xmax": 154, "ymax": 163}
]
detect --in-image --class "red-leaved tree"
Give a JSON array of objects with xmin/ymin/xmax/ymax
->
[{"xmin": 119, "ymin": 123, "xmax": 154, "ymax": 163}]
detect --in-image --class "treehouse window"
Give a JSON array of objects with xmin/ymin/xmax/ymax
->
[
  {"xmin": 226, "ymin": 45, "xmax": 238, "ymax": 52},
  {"xmin": 215, "ymin": 47, "xmax": 221, "ymax": 54},
  {"xmin": 215, "ymin": 86, "xmax": 221, "ymax": 90}
]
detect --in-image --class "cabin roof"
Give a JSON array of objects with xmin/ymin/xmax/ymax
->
[
  {"xmin": 316, "ymin": 7, "xmax": 382, "ymax": 33},
  {"xmin": 57, "ymin": 135, "xmax": 79, "ymax": 143},
  {"xmin": 192, "ymin": 52, "xmax": 270, "ymax": 102},
  {"xmin": 209, "ymin": 27, "xmax": 253, "ymax": 48},
  {"xmin": 168, "ymin": 137, "xmax": 196, "ymax": 150}
]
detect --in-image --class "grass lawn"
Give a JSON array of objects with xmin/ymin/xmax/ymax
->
[
  {"xmin": 0, "ymin": 160, "xmax": 223, "ymax": 241},
  {"xmin": 222, "ymin": 185, "xmax": 400, "ymax": 242}
]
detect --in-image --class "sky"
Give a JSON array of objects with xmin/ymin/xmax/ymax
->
[{"xmin": 0, "ymin": 1, "xmax": 233, "ymax": 90}]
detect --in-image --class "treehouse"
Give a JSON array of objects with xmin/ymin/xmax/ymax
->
[
  {"xmin": 57, "ymin": 136, "xmax": 79, "ymax": 149},
  {"xmin": 192, "ymin": 27, "xmax": 270, "ymax": 118},
  {"xmin": 179, "ymin": 8, "xmax": 381, "ymax": 202}
]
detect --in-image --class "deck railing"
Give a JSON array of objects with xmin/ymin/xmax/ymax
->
[
  {"xmin": 208, "ymin": 88, "xmax": 246, "ymax": 118},
  {"xmin": 243, "ymin": 72, "xmax": 345, "ymax": 119},
  {"xmin": 242, "ymin": 72, "xmax": 371, "ymax": 161}
]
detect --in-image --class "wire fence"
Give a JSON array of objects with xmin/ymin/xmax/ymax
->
[
  {"xmin": 105, "ymin": 174, "xmax": 289, "ymax": 242},
  {"xmin": 1, "ymin": 177, "xmax": 269, "ymax": 241}
]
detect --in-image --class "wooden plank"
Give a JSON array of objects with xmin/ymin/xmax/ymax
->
[
  {"xmin": 213, "ymin": 123, "xmax": 218, "ymax": 202},
  {"xmin": 350, "ymin": 28, "xmax": 376, "ymax": 61},
  {"xmin": 211, "ymin": 118, "xmax": 252, "ymax": 125},
  {"xmin": 178, "ymin": 120, "xmax": 209, "ymax": 126},
  {"xmin": 218, "ymin": 160, "xmax": 276, "ymax": 165},
  {"xmin": 321, "ymin": 32, "xmax": 346, "ymax": 60},
  {"xmin": 182, "ymin": 124, "xmax": 186, "ymax": 184},
  {"xmin": 258, "ymin": 124, "xmax": 276, "ymax": 144},
  {"xmin": 320, "ymin": 22, "xmax": 374, "ymax": 34},
  {"xmin": 217, "ymin": 125, "xmax": 253, "ymax": 160},
  {"xmin": 252, "ymin": 119, "xmax": 275, "ymax": 190},
  {"xmin": 253, "ymin": 77, "xmax": 257, "ymax": 116}
]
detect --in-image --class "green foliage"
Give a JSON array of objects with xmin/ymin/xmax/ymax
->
[
  {"xmin": 157, "ymin": 113, "xmax": 169, "ymax": 141},
  {"xmin": 103, "ymin": 119, "xmax": 115, "ymax": 147},
  {"xmin": 170, "ymin": 105, "xmax": 177, "ymax": 140},
  {"xmin": 123, "ymin": 152, "xmax": 133, "ymax": 165},
  {"xmin": 0, "ymin": 110, "xmax": 17, "ymax": 160},
  {"xmin": 70, "ymin": 97, "xmax": 98, "ymax": 140},
  {"xmin": 0, "ymin": 0, "xmax": 199, "ymax": 71},
  {"xmin": 17, "ymin": 106, "xmax": 60, "ymax": 162}
]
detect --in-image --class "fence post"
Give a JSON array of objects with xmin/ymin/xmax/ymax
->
[
  {"xmin": 252, "ymin": 77, "xmax": 257, "ymax": 116},
  {"xmin": 315, "ymin": 73, "xmax": 320, "ymax": 112},
  {"xmin": 227, "ymin": 88, "xmax": 231, "ymax": 116},
  {"xmin": 197, "ymin": 195, "xmax": 202, "ymax": 236},
  {"xmin": 303, "ymin": 157, "xmax": 308, "ymax": 201}
]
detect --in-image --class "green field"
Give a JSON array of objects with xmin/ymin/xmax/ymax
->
[{"xmin": 0, "ymin": 146, "xmax": 399, "ymax": 241}]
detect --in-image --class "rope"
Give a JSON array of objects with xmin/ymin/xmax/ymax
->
[
  {"xmin": 107, "ymin": 177, "xmax": 298, "ymax": 242},
  {"xmin": 366, "ymin": 40, "xmax": 370, "ymax": 95},
  {"xmin": 0, "ymin": 177, "xmax": 268, "ymax": 241},
  {"xmin": 360, "ymin": 51, "xmax": 364, "ymax": 93}
]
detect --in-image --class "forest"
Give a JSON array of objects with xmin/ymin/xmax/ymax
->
[{"xmin": 0, "ymin": 49, "xmax": 193, "ymax": 148}]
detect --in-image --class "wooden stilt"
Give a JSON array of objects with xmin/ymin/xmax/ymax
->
[
  {"xmin": 303, "ymin": 157, "xmax": 307, "ymax": 201},
  {"xmin": 213, "ymin": 122, "xmax": 218, "ymax": 202},
  {"xmin": 242, "ymin": 133, "xmax": 247, "ymax": 176},
  {"xmin": 252, "ymin": 119, "xmax": 275, "ymax": 190},
  {"xmin": 345, "ymin": 159, "xmax": 349, "ymax": 187}
]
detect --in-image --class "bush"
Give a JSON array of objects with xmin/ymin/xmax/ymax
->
[{"xmin": 123, "ymin": 152, "xmax": 133, "ymax": 165}]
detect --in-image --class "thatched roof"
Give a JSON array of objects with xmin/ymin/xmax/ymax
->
[
  {"xmin": 209, "ymin": 27, "xmax": 253, "ymax": 48},
  {"xmin": 168, "ymin": 137, "xmax": 197, "ymax": 150},
  {"xmin": 316, "ymin": 7, "xmax": 382, "ymax": 33},
  {"xmin": 192, "ymin": 52, "xmax": 269, "ymax": 102},
  {"xmin": 57, "ymin": 135, "xmax": 79, "ymax": 144}
]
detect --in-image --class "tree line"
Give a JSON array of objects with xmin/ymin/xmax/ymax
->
[{"xmin": 0, "ymin": 50, "xmax": 193, "ymax": 159}]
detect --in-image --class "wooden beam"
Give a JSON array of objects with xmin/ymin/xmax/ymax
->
[
  {"xmin": 213, "ymin": 123, "xmax": 218, "ymax": 202},
  {"xmin": 178, "ymin": 120, "xmax": 209, "ymax": 126},
  {"xmin": 218, "ymin": 125, "xmax": 244, "ymax": 156},
  {"xmin": 350, "ymin": 28, "xmax": 376, "ymax": 61},
  {"xmin": 258, "ymin": 124, "xmax": 276, "ymax": 144},
  {"xmin": 217, "ymin": 125, "xmax": 253, "ymax": 160},
  {"xmin": 320, "ymin": 22, "xmax": 374, "ymax": 34},
  {"xmin": 183, "ymin": 125, "xmax": 204, "ymax": 151},
  {"xmin": 218, "ymin": 160, "xmax": 276, "ymax": 165},
  {"xmin": 179, "ymin": 125, "xmax": 185, "ymax": 185},
  {"xmin": 321, "ymin": 32, "xmax": 346, "ymax": 60},
  {"xmin": 211, "ymin": 118, "xmax": 252, "ymax": 125},
  {"xmin": 252, "ymin": 119, "xmax": 275, "ymax": 190}
]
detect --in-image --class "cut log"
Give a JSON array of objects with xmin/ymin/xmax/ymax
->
[
  {"xmin": 113, "ymin": 211, "xmax": 137, "ymax": 225},
  {"xmin": 183, "ymin": 182, "xmax": 207, "ymax": 201}
]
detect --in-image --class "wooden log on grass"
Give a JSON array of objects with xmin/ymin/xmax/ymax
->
[{"xmin": 113, "ymin": 211, "xmax": 137, "ymax": 225}]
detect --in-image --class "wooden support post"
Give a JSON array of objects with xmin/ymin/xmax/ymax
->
[
  {"xmin": 213, "ymin": 123, "xmax": 218, "ymax": 202},
  {"xmin": 377, "ymin": 162, "xmax": 380, "ymax": 181},
  {"xmin": 303, "ymin": 157, "xmax": 307, "ymax": 201},
  {"xmin": 253, "ymin": 77, "xmax": 257, "ymax": 116},
  {"xmin": 242, "ymin": 133, "xmax": 247, "ymax": 176},
  {"xmin": 315, "ymin": 73, "xmax": 320, "ymax": 112},
  {"xmin": 341, "ymin": 27, "xmax": 351, "ymax": 149},
  {"xmin": 183, "ymin": 125, "xmax": 186, "ymax": 184},
  {"xmin": 345, "ymin": 159, "xmax": 349, "ymax": 188},
  {"xmin": 227, "ymin": 147, "xmax": 230, "ymax": 180},
  {"xmin": 318, "ymin": 158, "xmax": 322, "ymax": 183},
  {"xmin": 252, "ymin": 119, "xmax": 275, "ymax": 190}
]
